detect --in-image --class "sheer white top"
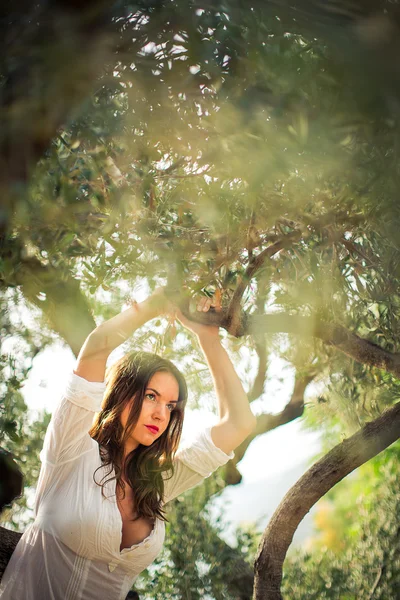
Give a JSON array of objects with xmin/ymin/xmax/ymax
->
[{"xmin": 0, "ymin": 373, "xmax": 233, "ymax": 600}]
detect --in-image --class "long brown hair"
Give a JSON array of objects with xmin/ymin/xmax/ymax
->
[{"xmin": 89, "ymin": 351, "xmax": 187, "ymax": 522}]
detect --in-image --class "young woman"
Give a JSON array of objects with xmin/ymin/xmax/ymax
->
[{"xmin": 0, "ymin": 291, "xmax": 256, "ymax": 600}]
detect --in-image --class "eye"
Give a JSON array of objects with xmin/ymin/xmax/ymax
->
[
  {"xmin": 145, "ymin": 393, "xmax": 156, "ymax": 402},
  {"xmin": 167, "ymin": 403, "xmax": 176, "ymax": 413}
]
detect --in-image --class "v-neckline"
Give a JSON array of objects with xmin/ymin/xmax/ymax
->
[{"xmin": 112, "ymin": 477, "xmax": 157, "ymax": 554}]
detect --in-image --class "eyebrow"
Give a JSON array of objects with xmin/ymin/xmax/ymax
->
[{"xmin": 146, "ymin": 388, "xmax": 179, "ymax": 403}]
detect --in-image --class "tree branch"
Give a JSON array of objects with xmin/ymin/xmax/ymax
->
[
  {"xmin": 10, "ymin": 259, "xmax": 96, "ymax": 357},
  {"xmin": 226, "ymin": 232, "xmax": 302, "ymax": 336},
  {"xmin": 253, "ymin": 401, "xmax": 400, "ymax": 600},
  {"xmin": 248, "ymin": 338, "xmax": 268, "ymax": 403},
  {"xmin": 177, "ymin": 306, "xmax": 400, "ymax": 379},
  {"xmin": 0, "ymin": 241, "xmax": 95, "ymax": 356},
  {"xmin": 248, "ymin": 314, "xmax": 400, "ymax": 378},
  {"xmin": 366, "ymin": 565, "xmax": 384, "ymax": 600}
]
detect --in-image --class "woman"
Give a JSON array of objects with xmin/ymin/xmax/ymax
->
[{"xmin": 0, "ymin": 290, "xmax": 256, "ymax": 600}]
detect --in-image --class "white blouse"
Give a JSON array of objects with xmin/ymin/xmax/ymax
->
[{"xmin": 0, "ymin": 373, "xmax": 233, "ymax": 600}]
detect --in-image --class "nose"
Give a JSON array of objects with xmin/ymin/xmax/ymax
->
[{"xmin": 152, "ymin": 402, "xmax": 168, "ymax": 422}]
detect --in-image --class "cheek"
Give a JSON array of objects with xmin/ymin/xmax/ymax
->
[
  {"xmin": 121, "ymin": 402, "xmax": 136, "ymax": 429},
  {"xmin": 162, "ymin": 411, "xmax": 175, "ymax": 432}
]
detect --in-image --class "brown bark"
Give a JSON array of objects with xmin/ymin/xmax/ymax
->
[
  {"xmin": 181, "ymin": 308, "xmax": 400, "ymax": 378},
  {"xmin": 248, "ymin": 338, "xmax": 268, "ymax": 403},
  {"xmin": 253, "ymin": 401, "xmax": 400, "ymax": 600},
  {"xmin": 248, "ymin": 314, "xmax": 400, "ymax": 378},
  {"xmin": 226, "ymin": 232, "xmax": 302, "ymax": 336}
]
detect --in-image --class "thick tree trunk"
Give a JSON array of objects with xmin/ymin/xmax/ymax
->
[{"xmin": 253, "ymin": 401, "xmax": 400, "ymax": 600}]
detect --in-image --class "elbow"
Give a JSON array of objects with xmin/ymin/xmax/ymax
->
[
  {"xmin": 244, "ymin": 413, "xmax": 257, "ymax": 436},
  {"xmin": 235, "ymin": 412, "xmax": 257, "ymax": 443},
  {"xmin": 81, "ymin": 328, "xmax": 112, "ymax": 358}
]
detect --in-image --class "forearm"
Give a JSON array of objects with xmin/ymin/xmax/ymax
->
[
  {"xmin": 75, "ymin": 299, "xmax": 162, "ymax": 382},
  {"xmin": 199, "ymin": 335, "xmax": 255, "ymax": 431},
  {"xmin": 78, "ymin": 299, "xmax": 159, "ymax": 360}
]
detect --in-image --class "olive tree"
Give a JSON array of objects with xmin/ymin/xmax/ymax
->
[{"xmin": 2, "ymin": 1, "xmax": 400, "ymax": 598}]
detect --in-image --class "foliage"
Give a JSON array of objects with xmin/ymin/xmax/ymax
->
[
  {"xmin": 134, "ymin": 428, "xmax": 400, "ymax": 600},
  {"xmin": 2, "ymin": 1, "xmax": 400, "ymax": 597},
  {"xmin": 282, "ymin": 443, "xmax": 400, "ymax": 600},
  {"xmin": 5, "ymin": 4, "xmax": 400, "ymax": 427},
  {"xmin": 0, "ymin": 290, "xmax": 51, "ymax": 528},
  {"xmin": 2, "ymin": 3, "xmax": 399, "ymax": 407},
  {"xmin": 136, "ymin": 473, "xmax": 257, "ymax": 600}
]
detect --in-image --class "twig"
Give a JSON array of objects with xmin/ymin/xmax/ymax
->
[
  {"xmin": 226, "ymin": 230, "xmax": 302, "ymax": 335},
  {"xmin": 366, "ymin": 566, "xmax": 383, "ymax": 600}
]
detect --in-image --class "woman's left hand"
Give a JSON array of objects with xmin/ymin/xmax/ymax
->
[{"xmin": 174, "ymin": 294, "xmax": 222, "ymax": 340}]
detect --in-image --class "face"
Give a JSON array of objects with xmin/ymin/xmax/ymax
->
[{"xmin": 120, "ymin": 371, "xmax": 180, "ymax": 454}]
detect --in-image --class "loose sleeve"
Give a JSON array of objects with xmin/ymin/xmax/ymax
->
[
  {"xmin": 163, "ymin": 427, "xmax": 234, "ymax": 504},
  {"xmin": 40, "ymin": 373, "xmax": 106, "ymax": 466}
]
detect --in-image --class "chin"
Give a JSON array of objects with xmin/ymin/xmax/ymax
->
[{"xmin": 138, "ymin": 434, "xmax": 160, "ymax": 447}]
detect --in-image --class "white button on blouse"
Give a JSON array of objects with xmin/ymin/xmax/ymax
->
[{"xmin": 0, "ymin": 374, "xmax": 233, "ymax": 600}]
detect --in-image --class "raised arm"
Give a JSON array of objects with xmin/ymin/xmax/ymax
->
[
  {"xmin": 75, "ymin": 291, "xmax": 169, "ymax": 382},
  {"xmin": 176, "ymin": 298, "xmax": 256, "ymax": 455}
]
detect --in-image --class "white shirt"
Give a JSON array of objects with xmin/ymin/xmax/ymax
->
[{"xmin": 0, "ymin": 373, "xmax": 233, "ymax": 600}]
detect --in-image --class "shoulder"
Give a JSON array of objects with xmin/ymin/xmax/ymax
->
[{"xmin": 64, "ymin": 372, "xmax": 106, "ymax": 412}]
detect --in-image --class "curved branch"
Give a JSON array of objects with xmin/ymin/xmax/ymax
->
[
  {"xmin": 253, "ymin": 401, "xmax": 400, "ymax": 600},
  {"xmin": 226, "ymin": 232, "xmax": 302, "ymax": 336}
]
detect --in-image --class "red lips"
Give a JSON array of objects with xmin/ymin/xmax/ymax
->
[{"xmin": 145, "ymin": 425, "xmax": 159, "ymax": 434}]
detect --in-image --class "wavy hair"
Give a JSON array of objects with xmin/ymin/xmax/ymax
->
[{"xmin": 89, "ymin": 351, "xmax": 187, "ymax": 522}]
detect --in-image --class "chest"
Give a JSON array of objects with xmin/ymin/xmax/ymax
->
[{"xmin": 116, "ymin": 482, "xmax": 155, "ymax": 551}]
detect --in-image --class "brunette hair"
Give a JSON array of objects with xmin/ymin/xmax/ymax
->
[{"xmin": 89, "ymin": 351, "xmax": 187, "ymax": 522}]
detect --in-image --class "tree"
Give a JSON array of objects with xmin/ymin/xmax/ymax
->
[
  {"xmin": 253, "ymin": 402, "xmax": 400, "ymax": 599},
  {"xmin": 280, "ymin": 444, "xmax": 400, "ymax": 599},
  {"xmin": 2, "ymin": 1, "xmax": 400, "ymax": 598}
]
